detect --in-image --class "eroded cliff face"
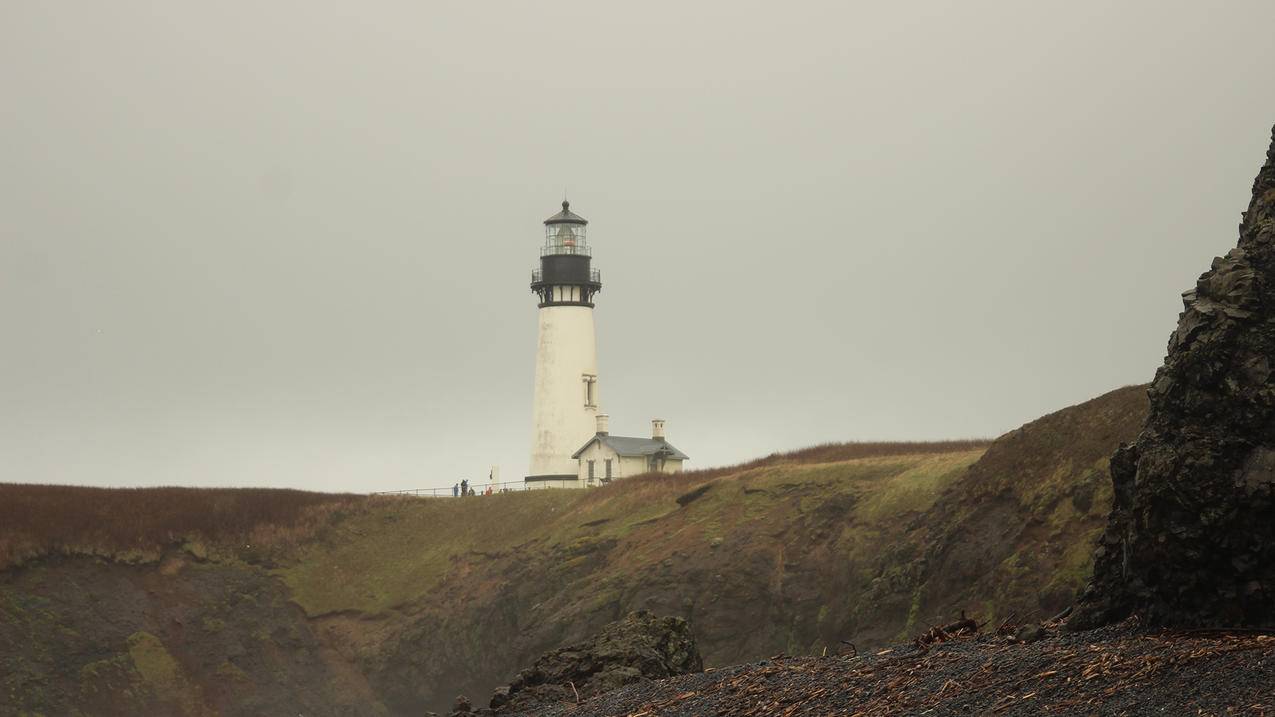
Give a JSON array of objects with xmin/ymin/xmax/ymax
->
[
  {"xmin": 0, "ymin": 554, "xmax": 384, "ymax": 716},
  {"xmin": 1, "ymin": 389, "xmax": 1149, "ymax": 716},
  {"xmin": 1073, "ymin": 125, "xmax": 1275, "ymax": 629}
]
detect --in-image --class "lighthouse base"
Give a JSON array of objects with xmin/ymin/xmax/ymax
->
[{"xmin": 524, "ymin": 474, "xmax": 583, "ymax": 490}]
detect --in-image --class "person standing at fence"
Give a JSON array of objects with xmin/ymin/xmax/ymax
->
[
  {"xmin": 452, "ymin": 483, "xmax": 459, "ymax": 497},
  {"xmin": 460, "ymin": 479, "xmax": 468, "ymax": 497}
]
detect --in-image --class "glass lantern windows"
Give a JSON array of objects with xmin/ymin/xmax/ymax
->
[{"xmin": 544, "ymin": 223, "xmax": 588, "ymax": 256}]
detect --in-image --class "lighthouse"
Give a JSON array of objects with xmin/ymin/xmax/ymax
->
[{"xmin": 527, "ymin": 200, "xmax": 603, "ymax": 484}]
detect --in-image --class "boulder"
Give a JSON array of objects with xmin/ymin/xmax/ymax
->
[
  {"xmin": 1072, "ymin": 124, "xmax": 1275, "ymax": 629},
  {"xmin": 489, "ymin": 610, "xmax": 702, "ymax": 713},
  {"xmin": 1014, "ymin": 624, "xmax": 1046, "ymax": 644},
  {"xmin": 448, "ymin": 694, "xmax": 489, "ymax": 716}
]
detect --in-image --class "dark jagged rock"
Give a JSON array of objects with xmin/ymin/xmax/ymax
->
[
  {"xmin": 526, "ymin": 626, "xmax": 1275, "ymax": 716},
  {"xmin": 490, "ymin": 611, "xmax": 702, "ymax": 714},
  {"xmin": 1072, "ymin": 124, "xmax": 1275, "ymax": 629},
  {"xmin": 448, "ymin": 694, "xmax": 476, "ymax": 716},
  {"xmin": 1014, "ymin": 624, "xmax": 1046, "ymax": 644}
]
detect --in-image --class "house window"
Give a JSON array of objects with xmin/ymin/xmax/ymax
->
[
  {"xmin": 604, "ymin": 459, "xmax": 612, "ymax": 481},
  {"xmin": 587, "ymin": 460, "xmax": 595, "ymax": 480}
]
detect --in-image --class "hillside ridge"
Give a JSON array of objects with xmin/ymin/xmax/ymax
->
[{"xmin": 0, "ymin": 389, "xmax": 1146, "ymax": 715}]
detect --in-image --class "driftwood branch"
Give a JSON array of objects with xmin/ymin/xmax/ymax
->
[{"xmin": 915, "ymin": 614, "xmax": 982, "ymax": 650}]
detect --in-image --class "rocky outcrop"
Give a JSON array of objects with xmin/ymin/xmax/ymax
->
[
  {"xmin": 446, "ymin": 694, "xmax": 480, "ymax": 716},
  {"xmin": 520, "ymin": 626, "xmax": 1275, "ymax": 716},
  {"xmin": 489, "ymin": 611, "xmax": 702, "ymax": 714},
  {"xmin": 1072, "ymin": 125, "xmax": 1275, "ymax": 629}
]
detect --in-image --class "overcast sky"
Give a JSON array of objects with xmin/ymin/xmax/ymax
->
[{"xmin": 3, "ymin": 1, "xmax": 1274, "ymax": 493}]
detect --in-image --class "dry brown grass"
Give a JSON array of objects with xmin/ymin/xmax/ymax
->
[
  {"xmin": 0, "ymin": 483, "xmax": 364, "ymax": 570},
  {"xmin": 0, "ymin": 442, "xmax": 992, "ymax": 571},
  {"xmin": 751, "ymin": 439, "xmax": 991, "ymax": 466},
  {"xmin": 958, "ymin": 385, "xmax": 1148, "ymax": 501},
  {"xmin": 576, "ymin": 440, "xmax": 992, "ymax": 507}
]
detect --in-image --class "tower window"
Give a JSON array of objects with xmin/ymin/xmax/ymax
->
[{"xmin": 583, "ymin": 374, "xmax": 597, "ymax": 408}]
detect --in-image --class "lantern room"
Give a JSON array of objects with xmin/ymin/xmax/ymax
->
[
  {"xmin": 542, "ymin": 200, "xmax": 590, "ymax": 256},
  {"xmin": 531, "ymin": 199, "xmax": 601, "ymax": 307}
]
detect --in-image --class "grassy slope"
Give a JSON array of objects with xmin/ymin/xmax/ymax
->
[
  {"xmin": 281, "ymin": 452, "xmax": 980, "ymax": 617},
  {"xmin": 276, "ymin": 390, "xmax": 1148, "ymax": 713},
  {"xmin": 1, "ymin": 556, "xmax": 386, "ymax": 717},
  {"xmin": 0, "ymin": 485, "xmax": 365, "ymax": 571},
  {"xmin": 913, "ymin": 384, "xmax": 1150, "ymax": 625},
  {"xmin": 272, "ymin": 448, "xmax": 1043, "ymax": 712},
  {"xmin": 283, "ymin": 451, "xmax": 981, "ymax": 607},
  {"xmin": 0, "ymin": 388, "xmax": 1148, "ymax": 716}
]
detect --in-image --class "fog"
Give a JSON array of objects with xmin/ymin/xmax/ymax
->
[{"xmin": 3, "ymin": 1, "xmax": 1274, "ymax": 492}]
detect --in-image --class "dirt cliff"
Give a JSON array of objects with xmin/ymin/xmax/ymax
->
[
  {"xmin": 1, "ymin": 553, "xmax": 382, "ymax": 716},
  {"xmin": 1, "ymin": 387, "xmax": 1146, "ymax": 715}
]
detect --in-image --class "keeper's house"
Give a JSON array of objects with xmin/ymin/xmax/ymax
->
[{"xmin": 572, "ymin": 416, "xmax": 689, "ymax": 486}]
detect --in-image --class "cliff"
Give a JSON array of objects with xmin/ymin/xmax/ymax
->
[
  {"xmin": 0, "ymin": 387, "xmax": 1146, "ymax": 715},
  {"xmin": 1075, "ymin": 125, "xmax": 1275, "ymax": 629}
]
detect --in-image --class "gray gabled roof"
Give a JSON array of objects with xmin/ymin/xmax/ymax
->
[
  {"xmin": 544, "ymin": 200, "xmax": 588, "ymax": 225},
  {"xmin": 572, "ymin": 434, "xmax": 689, "ymax": 460}
]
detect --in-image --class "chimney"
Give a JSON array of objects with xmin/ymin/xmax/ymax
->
[
  {"xmin": 651, "ymin": 419, "xmax": 666, "ymax": 441},
  {"xmin": 596, "ymin": 414, "xmax": 610, "ymax": 436}
]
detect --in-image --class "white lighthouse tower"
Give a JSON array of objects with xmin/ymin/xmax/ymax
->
[{"xmin": 527, "ymin": 200, "xmax": 603, "ymax": 485}]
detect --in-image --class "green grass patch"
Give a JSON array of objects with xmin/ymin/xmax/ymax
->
[
  {"xmin": 281, "ymin": 448, "xmax": 988, "ymax": 618},
  {"xmin": 853, "ymin": 451, "xmax": 985, "ymax": 523},
  {"xmin": 126, "ymin": 632, "xmax": 181, "ymax": 689},
  {"xmin": 281, "ymin": 490, "xmax": 581, "ymax": 615}
]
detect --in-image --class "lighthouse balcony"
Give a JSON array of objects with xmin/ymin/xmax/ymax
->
[{"xmin": 532, "ymin": 268, "xmax": 601, "ymax": 285}]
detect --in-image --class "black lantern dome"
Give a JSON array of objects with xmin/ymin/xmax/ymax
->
[{"xmin": 544, "ymin": 200, "xmax": 588, "ymax": 226}]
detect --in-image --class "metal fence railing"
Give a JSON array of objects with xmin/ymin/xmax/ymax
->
[
  {"xmin": 540, "ymin": 244, "xmax": 591, "ymax": 257},
  {"xmin": 370, "ymin": 478, "xmax": 583, "ymax": 498}
]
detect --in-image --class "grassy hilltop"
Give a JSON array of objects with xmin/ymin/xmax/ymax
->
[{"xmin": 0, "ymin": 386, "xmax": 1147, "ymax": 716}]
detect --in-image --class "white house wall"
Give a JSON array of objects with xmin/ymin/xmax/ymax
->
[
  {"xmin": 620, "ymin": 455, "xmax": 648, "ymax": 478},
  {"xmin": 575, "ymin": 442, "xmax": 688, "ymax": 486},
  {"xmin": 576, "ymin": 441, "xmax": 613, "ymax": 484}
]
